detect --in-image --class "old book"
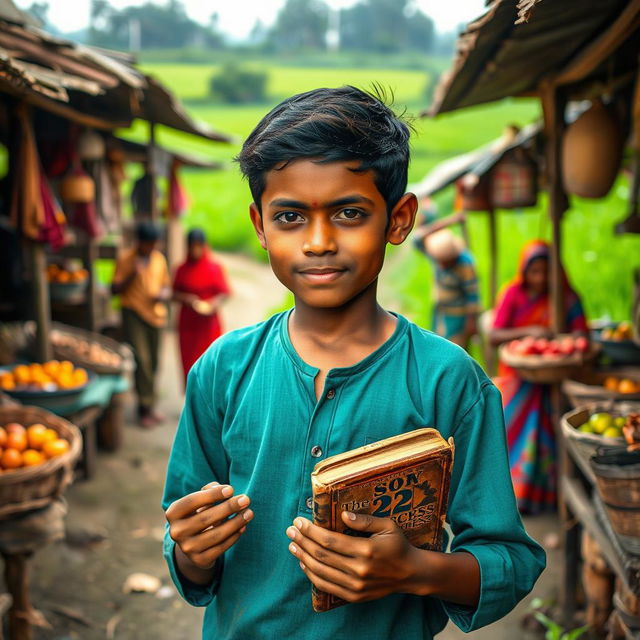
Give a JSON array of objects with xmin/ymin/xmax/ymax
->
[{"xmin": 311, "ymin": 428, "xmax": 454, "ymax": 612}]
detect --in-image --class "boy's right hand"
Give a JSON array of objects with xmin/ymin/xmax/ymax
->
[{"xmin": 166, "ymin": 483, "xmax": 252, "ymax": 575}]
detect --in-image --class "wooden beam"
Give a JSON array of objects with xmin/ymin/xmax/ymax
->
[
  {"xmin": 554, "ymin": 0, "xmax": 640, "ymax": 87},
  {"xmin": 24, "ymin": 90, "xmax": 130, "ymax": 131},
  {"xmin": 539, "ymin": 81, "xmax": 568, "ymax": 334},
  {"xmin": 27, "ymin": 241, "xmax": 52, "ymax": 362}
]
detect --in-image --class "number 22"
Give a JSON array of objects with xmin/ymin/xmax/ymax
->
[{"xmin": 371, "ymin": 489, "xmax": 412, "ymax": 517}]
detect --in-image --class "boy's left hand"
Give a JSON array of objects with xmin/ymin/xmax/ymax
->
[{"xmin": 286, "ymin": 512, "xmax": 423, "ymax": 603}]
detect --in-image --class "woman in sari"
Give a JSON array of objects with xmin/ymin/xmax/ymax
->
[
  {"xmin": 173, "ymin": 229, "xmax": 230, "ymax": 384},
  {"xmin": 490, "ymin": 240, "xmax": 588, "ymax": 514}
]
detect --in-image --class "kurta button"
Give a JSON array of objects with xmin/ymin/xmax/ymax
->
[
  {"xmin": 326, "ymin": 389, "xmax": 336, "ymax": 399},
  {"xmin": 311, "ymin": 445, "xmax": 323, "ymax": 458},
  {"xmin": 305, "ymin": 497, "xmax": 313, "ymax": 509}
]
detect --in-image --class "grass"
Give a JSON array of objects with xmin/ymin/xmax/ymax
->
[{"xmin": 119, "ymin": 63, "xmax": 636, "ymax": 328}]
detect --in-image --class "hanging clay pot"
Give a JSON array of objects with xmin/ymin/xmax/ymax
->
[
  {"xmin": 77, "ymin": 128, "xmax": 105, "ymax": 161},
  {"xmin": 562, "ymin": 99, "xmax": 623, "ymax": 198},
  {"xmin": 490, "ymin": 147, "xmax": 538, "ymax": 209},
  {"xmin": 59, "ymin": 168, "xmax": 95, "ymax": 203},
  {"xmin": 455, "ymin": 174, "xmax": 492, "ymax": 211}
]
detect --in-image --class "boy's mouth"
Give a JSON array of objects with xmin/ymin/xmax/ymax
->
[{"xmin": 298, "ymin": 266, "xmax": 347, "ymax": 283}]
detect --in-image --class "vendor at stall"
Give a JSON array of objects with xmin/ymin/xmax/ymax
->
[
  {"xmin": 489, "ymin": 240, "xmax": 588, "ymax": 514},
  {"xmin": 111, "ymin": 222, "xmax": 170, "ymax": 428},
  {"xmin": 172, "ymin": 228, "xmax": 230, "ymax": 385},
  {"xmin": 413, "ymin": 211, "xmax": 480, "ymax": 350}
]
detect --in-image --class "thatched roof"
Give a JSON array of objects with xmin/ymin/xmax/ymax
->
[{"xmin": 427, "ymin": 0, "xmax": 640, "ymax": 116}]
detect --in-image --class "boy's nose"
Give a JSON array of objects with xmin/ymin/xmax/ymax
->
[{"xmin": 302, "ymin": 220, "xmax": 337, "ymax": 255}]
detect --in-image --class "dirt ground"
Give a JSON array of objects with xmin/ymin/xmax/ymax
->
[{"xmin": 9, "ymin": 252, "xmax": 562, "ymax": 639}]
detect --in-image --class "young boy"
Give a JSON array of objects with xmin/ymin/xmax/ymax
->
[{"xmin": 163, "ymin": 86, "xmax": 545, "ymax": 639}]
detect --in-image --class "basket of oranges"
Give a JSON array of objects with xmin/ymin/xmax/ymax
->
[
  {"xmin": 0, "ymin": 361, "xmax": 93, "ymax": 410},
  {"xmin": 47, "ymin": 264, "xmax": 89, "ymax": 303},
  {"xmin": 563, "ymin": 371, "xmax": 640, "ymax": 408},
  {"xmin": 0, "ymin": 406, "xmax": 81, "ymax": 519}
]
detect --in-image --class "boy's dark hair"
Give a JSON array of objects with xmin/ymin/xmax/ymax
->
[
  {"xmin": 135, "ymin": 220, "xmax": 160, "ymax": 243},
  {"xmin": 237, "ymin": 86, "xmax": 411, "ymax": 213}
]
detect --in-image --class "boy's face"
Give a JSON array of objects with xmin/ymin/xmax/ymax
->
[{"xmin": 250, "ymin": 159, "xmax": 416, "ymax": 309}]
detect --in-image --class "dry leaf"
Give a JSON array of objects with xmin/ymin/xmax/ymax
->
[{"xmin": 122, "ymin": 573, "xmax": 161, "ymax": 594}]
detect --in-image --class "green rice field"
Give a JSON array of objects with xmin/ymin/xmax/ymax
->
[{"xmin": 119, "ymin": 62, "xmax": 637, "ymax": 327}]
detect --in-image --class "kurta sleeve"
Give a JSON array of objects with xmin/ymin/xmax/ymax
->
[
  {"xmin": 442, "ymin": 382, "xmax": 546, "ymax": 631},
  {"xmin": 111, "ymin": 250, "xmax": 131, "ymax": 286},
  {"xmin": 162, "ymin": 349, "xmax": 229, "ymax": 606}
]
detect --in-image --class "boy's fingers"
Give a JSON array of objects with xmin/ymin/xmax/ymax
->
[
  {"xmin": 340, "ymin": 511, "xmax": 396, "ymax": 534},
  {"xmin": 288, "ymin": 539, "xmax": 365, "ymax": 592},
  {"xmin": 187, "ymin": 509, "xmax": 253, "ymax": 554},
  {"xmin": 166, "ymin": 485, "xmax": 234, "ymax": 521},
  {"xmin": 298, "ymin": 563, "xmax": 362, "ymax": 604},
  {"xmin": 177, "ymin": 494, "xmax": 250, "ymax": 538},
  {"xmin": 286, "ymin": 525, "xmax": 359, "ymax": 574},
  {"xmin": 290, "ymin": 518, "xmax": 363, "ymax": 558},
  {"xmin": 195, "ymin": 530, "xmax": 244, "ymax": 567}
]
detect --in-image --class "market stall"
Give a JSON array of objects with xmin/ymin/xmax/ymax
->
[
  {"xmin": 427, "ymin": 0, "xmax": 640, "ymax": 635},
  {"xmin": 0, "ymin": 2, "xmax": 231, "ymax": 635}
]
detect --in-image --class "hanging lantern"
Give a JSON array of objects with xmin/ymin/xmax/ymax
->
[
  {"xmin": 59, "ymin": 168, "xmax": 95, "ymax": 203},
  {"xmin": 455, "ymin": 174, "xmax": 492, "ymax": 211},
  {"xmin": 77, "ymin": 129, "xmax": 105, "ymax": 161},
  {"xmin": 490, "ymin": 147, "xmax": 538, "ymax": 209},
  {"xmin": 562, "ymin": 99, "xmax": 623, "ymax": 198}
]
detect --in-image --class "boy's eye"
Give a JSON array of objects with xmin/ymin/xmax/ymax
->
[
  {"xmin": 335, "ymin": 208, "xmax": 365, "ymax": 220},
  {"xmin": 274, "ymin": 211, "xmax": 304, "ymax": 224}
]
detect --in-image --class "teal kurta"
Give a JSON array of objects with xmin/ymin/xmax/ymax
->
[{"xmin": 162, "ymin": 311, "xmax": 545, "ymax": 640}]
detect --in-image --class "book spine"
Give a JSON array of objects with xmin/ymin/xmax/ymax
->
[{"xmin": 311, "ymin": 486, "xmax": 334, "ymax": 612}]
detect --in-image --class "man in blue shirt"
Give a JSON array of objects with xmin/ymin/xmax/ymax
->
[{"xmin": 163, "ymin": 86, "xmax": 545, "ymax": 639}]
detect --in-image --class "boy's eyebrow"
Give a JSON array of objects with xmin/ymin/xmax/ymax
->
[{"xmin": 268, "ymin": 195, "xmax": 375, "ymax": 209}]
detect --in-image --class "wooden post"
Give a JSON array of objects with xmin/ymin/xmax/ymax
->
[
  {"xmin": 28, "ymin": 241, "xmax": 52, "ymax": 362},
  {"xmin": 487, "ymin": 207, "xmax": 498, "ymax": 307},
  {"xmin": 148, "ymin": 121, "xmax": 158, "ymax": 222},
  {"xmin": 4, "ymin": 552, "xmax": 33, "ymax": 640},
  {"xmin": 540, "ymin": 81, "xmax": 569, "ymax": 334},
  {"xmin": 83, "ymin": 238, "xmax": 99, "ymax": 332}
]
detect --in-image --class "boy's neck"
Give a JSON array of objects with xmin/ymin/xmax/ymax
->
[{"xmin": 289, "ymin": 280, "xmax": 397, "ymax": 367}]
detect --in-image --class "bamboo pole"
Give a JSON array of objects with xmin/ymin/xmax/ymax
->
[{"xmin": 27, "ymin": 242, "xmax": 52, "ymax": 363}]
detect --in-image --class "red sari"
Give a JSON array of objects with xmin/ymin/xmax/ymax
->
[
  {"xmin": 493, "ymin": 240, "xmax": 587, "ymax": 513},
  {"xmin": 173, "ymin": 252, "xmax": 230, "ymax": 382}
]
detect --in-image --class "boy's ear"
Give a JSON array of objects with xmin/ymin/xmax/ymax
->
[
  {"xmin": 387, "ymin": 192, "xmax": 418, "ymax": 246},
  {"xmin": 249, "ymin": 203, "xmax": 267, "ymax": 251}
]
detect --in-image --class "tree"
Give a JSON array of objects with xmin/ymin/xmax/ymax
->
[
  {"xmin": 339, "ymin": 0, "xmax": 435, "ymax": 54},
  {"xmin": 267, "ymin": 0, "xmax": 329, "ymax": 51}
]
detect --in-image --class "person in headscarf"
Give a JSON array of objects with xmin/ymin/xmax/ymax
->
[
  {"xmin": 490, "ymin": 240, "xmax": 588, "ymax": 514},
  {"xmin": 413, "ymin": 211, "xmax": 480, "ymax": 350},
  {"xmin": 172, "ymin": 228, "xmax": 230, "ymax": 384}
]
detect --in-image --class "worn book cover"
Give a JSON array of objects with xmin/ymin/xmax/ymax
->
[{"xmin": 310, "ymin": 428, "xmax": 454, "ymax": 612}]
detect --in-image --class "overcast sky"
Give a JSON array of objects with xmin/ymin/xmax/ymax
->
[{"xmin": 14, "ymin": 0, "xmax": 487, "ymax": 38}]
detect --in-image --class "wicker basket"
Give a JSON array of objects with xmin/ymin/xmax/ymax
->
[
  {"xmin": 26, "ymin": 321, "xmax": 134, "ymax": 376},
  {"xmin": 590, "ymin": 450, "xmax": 640, "ymax": 554},
  {"xmin": 499, "ymin": 339, "xmax": 600, "ymax": 384},
  {"xmin": 560, "ymin": 403, "xmax": 631, "ymax": 476},
  {"xmin": 0, "ymin": 406, "xmax": 82, "ymax": 520},
  {"xmin": 563, "ymin": 371, "xmax": 640, "ymax": 408}
]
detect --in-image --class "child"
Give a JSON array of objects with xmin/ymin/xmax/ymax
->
[
  {"xmin": 163, "ymin": 86, "xmax": 545, "ymax": 639},
  {"xmin": 413, "ymin": 213, "xmax": 480, "ymax": 350}
]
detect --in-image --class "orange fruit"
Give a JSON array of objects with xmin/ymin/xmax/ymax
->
[
  {"xmin": 22, "ymin": 449, "xmax": 45, "ymax": 467},
  {"xmin": 43, "ymin": 438, "xmax": 69, "ymax": 458},
  {"xmin": 618, "ymin": 379, "xmax": 639, "ymax": 394},
  {"xmin": 6, "ymin": 432, "xmax": 27, "ymax": 452},
  {"xmin": 41, "ymin": 429, "xmax": 58, "ymax": 445},
  {"xmin": 73, "ymin": 368, "xmax": 88, "ymax": 386},
  {"xmin": 1, "ymin": 448, "xmax": 23, "ymax": 470},
  {"xmin": 43, "ymin": 360, "xmax": 60, "ymax": 377},
  {"xmin": 604, "ymin": 377, "xmax": 620, "ymax": 392},
  {"xmin": 0, "ymin": 427, "xmax": 5, "ymax": 447},
  {"xmin": 5, "ymin": 423, "xmax": 25, "ymax": 435},
  {"xmin": 13, "ymin": 365, "xmax": 30, "ymax": 385},
  {"xmin": 27, "ymin": 424, "xmax": 48, "ymax": 450},
  {"xmin": 56, "ymin": 271, "xmax": 71, "ymax": 283},
  {"xmin": 0, "ymin": 373, "xmax": 14, "ymax": 389},
  {"xmin": 59, "ymin": 361, "xmax": 74, "ymax": 374}
]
